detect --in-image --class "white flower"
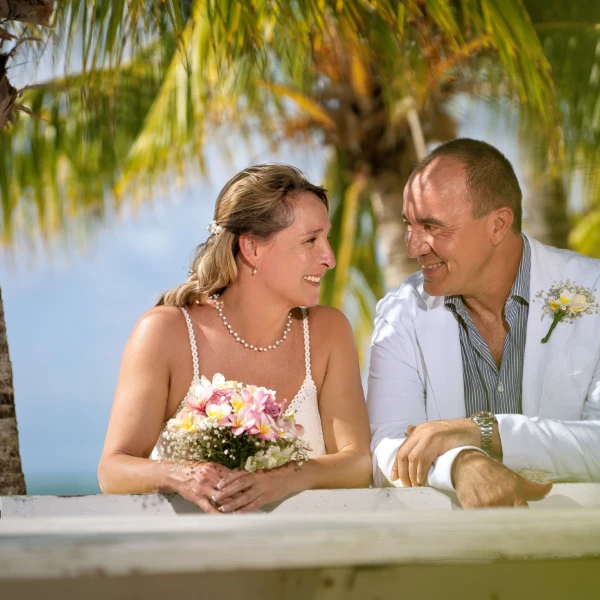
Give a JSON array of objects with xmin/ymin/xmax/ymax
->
[
  {"xmin": 548, "ymin": 289, "xmax": 589, "ymax": 314},
  {"xmin": 536, "ymin": 281, "xmax": 598, "ymax": 343}
]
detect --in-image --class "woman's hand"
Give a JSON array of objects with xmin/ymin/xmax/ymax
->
[
  {"xmin": 163, "ymin": 461, "xmax": 233, "ymax": 514},
  {"xmin": 212, "ymin": 463, "xmax": 301, "ymax": 513}
]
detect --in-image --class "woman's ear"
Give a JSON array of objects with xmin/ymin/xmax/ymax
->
[{"xmin": 238, "ymin": 233, "xmax": 258, "ymax": 267}]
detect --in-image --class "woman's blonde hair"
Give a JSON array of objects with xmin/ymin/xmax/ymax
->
[{"xmin": 157, "ymin": 164, "xmax": 330, "ymax": 306}]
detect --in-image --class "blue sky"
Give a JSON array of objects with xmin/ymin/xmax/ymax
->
[{"xmin": 1, "ymin": 92, "xmax": 527, "ymax": 495}]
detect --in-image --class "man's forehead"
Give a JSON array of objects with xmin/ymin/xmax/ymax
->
[{"xmin": 407, "ymin": 158, "xmax": 466, "ymax": 199}]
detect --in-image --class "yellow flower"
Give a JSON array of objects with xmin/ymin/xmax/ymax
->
[
  {"xmin": 173, "ymin": 413, "xmax": 198, "ymax": 433},
  {"xmin": 230, "ymin": 393, "xmax": 245, "ymax": 414}
]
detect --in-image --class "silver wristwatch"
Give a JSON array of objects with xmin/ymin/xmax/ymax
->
[{"xmin": 470, "ymin": 411, "xmax": 497, "ymax": 454}]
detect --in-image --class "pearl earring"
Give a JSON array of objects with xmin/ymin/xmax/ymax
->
[{"xmin": 252, "ymin": 264, "xmax": 257, "ymax": 276}]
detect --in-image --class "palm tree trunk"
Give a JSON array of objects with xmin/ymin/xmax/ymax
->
[
  {"xmin": 0, "ymin": 0, "xmax": 53, "ymax": 24},
  {"xmin": 523, "ymin": 173, "xmax": 570, "ymax": 249},
  {"xmin": 369, "ymin": 168, "xmax": 420, "ymax": 291},
  {"xmin": 0, "ymin": 0, "xmax": 54, "ymax": 129},
  {"xmin": 0, "ymin": 287, "xmax": 26, "ymax": 495}
]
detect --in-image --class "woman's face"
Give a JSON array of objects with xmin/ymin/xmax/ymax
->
[{"xmin": 257, "ymin": 192, "xmax": 335, "ymax": 308}]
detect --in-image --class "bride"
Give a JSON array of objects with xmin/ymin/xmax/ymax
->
[{"xmin": 98, "ymin": 164, "xmax": 372, "ymax": 513}]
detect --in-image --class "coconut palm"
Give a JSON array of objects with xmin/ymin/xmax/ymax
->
[
  {"xmin": 3, "ymin": 1, "xmax": 560, "ymax": 297},
  {"xmin": 518, "ymin": 0, "xmax": 600, "ymax": 252},
  {"xmin": 0, "ymin": 0, "xmax": 53, "ymax": 495}
]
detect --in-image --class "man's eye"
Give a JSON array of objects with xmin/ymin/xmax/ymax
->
[{"xmin": 306, "ymin": 238, "xmax": 317, "ymax": 244}]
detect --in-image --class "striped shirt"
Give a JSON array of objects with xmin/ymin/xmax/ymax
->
[{"xmin": 444, "ymin": 236, "xmax": 531, "ymax": 416}]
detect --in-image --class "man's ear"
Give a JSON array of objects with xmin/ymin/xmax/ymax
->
[
  {"xmin": 489, "ymin": 206, "xmax": 514, "ymax": 246},
  {"xmin": 238, "ymin": 233, "xmax": 258, "ymax": 267}
]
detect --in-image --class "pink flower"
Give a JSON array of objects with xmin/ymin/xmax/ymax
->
[
  {"xmin": 249, "ymin": 412, "xmax": 278, "ymax": 441},
  {"xmin": 264, "ymin": 399, "xmax": 283, "ymax": 418},
  {"xmin": 185, "ymin": 393, "xmax": 209, "ymax": 414},
  {"xmin": 229, "ymin": 405, "xmax": 257, "ymax": 436},
  {"xmin": 187, "ymin": 383, "xmax": 234, "ymax": 415},
  {"xmin": 275, "ymin": 417, "xmax": 304, "ymax": 440},
  {"xmin": 241, "ymin": 386, "xmax": 276, "ymax": 412}
]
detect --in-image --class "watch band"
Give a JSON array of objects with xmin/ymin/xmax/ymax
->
[{"xmin": 471, "ymin": 411, "xmax": 496, "ymax": 454}]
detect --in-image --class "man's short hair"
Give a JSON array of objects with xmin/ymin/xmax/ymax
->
[{"xmin": 415, "ymin": 138, "xmax": 522, "ymax": 231}]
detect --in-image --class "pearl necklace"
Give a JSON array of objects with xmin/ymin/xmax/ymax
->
[{"xmin": 211, "ymin": 294, "xmax": 292, "ymax": 352}]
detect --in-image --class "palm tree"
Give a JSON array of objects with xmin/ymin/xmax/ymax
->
[
  {"xmin": 4, "ymin": 1, "xmax": 561, "ymax": 299},
  {"xmin": 519, "ymin": 0, "xmax": 600, "ymax": 252},
  {"xmin": 0, "ymin": 0, "xmax": 55, "ymax": 496}
]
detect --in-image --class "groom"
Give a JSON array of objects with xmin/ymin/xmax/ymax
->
[{"xmin": 367, "ymin": 138, "xmax": 600, "ymax": 508}]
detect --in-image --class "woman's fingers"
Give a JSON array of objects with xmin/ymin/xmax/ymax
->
[
  {"xmin": 219, "ymin": 489, "xmax": 257, "ymax": 513},
  {"xmin": 215, "ymin": 473, "xmax": 255, "ymax": 501},
  {"xmin": 237, "ymin": 495, "xmax": 267, "ymax": 513},
  {"xmin": 179, "ymin": 483, "xmax": 221, "ymax": 514}
]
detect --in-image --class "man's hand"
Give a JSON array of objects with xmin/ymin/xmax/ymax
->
[
  {"xmin": 391, "ymin": 418, "xmax": 480, "ymax": 487},
  {"xmin": 452, "ymin": 450, "xmax": 552, "ymax": 508}
]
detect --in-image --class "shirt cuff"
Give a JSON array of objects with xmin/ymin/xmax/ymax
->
[
  {"xmin": 427, "ymin": 446, "xmax": 488, "ymax": 491},
  {"xmin": 372, "ymin": 436, "xmax": 403, "ymax": 487}
]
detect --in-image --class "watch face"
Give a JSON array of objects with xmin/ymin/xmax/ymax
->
[{"xmin": 472, "ymin": 411, "xmax": 496, "ymax": 423}]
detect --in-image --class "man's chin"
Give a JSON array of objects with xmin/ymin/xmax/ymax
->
[{"xmin": 423, "ymin": 280, "xmax": 450, "ymax": 297}]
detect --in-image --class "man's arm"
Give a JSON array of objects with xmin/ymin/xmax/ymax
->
[{"xmin": 368, "ymin": 310, "xmax": 483, "ymax": 489}]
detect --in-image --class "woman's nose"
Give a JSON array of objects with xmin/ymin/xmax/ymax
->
[{"xmin": 323, "ymin": 241, "xmax": 336, "ymax": 269}]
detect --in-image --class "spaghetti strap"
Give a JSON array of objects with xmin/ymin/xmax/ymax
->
[
  {"xmin": 300, "ymin": 307, "xmax": 312, "ymax": 379},
  {"xmin": 180, "ymin": 306, "xmax": 200, "ymax": 383}
]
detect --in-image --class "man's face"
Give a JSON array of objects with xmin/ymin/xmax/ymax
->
[{"xmin": 402, "ymin": 158, "xmax": 494, "ymax": 297}]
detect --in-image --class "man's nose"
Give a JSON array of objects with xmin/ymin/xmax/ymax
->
[{"xmin": 405, "ymin": 228, "xmax": 430, "ymax": 258}]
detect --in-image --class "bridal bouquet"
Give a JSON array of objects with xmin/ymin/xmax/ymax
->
[{"xmin": 161, "ymin": 374, "xmax": 310, "ymax": 472}]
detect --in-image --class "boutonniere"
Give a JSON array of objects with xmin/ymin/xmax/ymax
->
[{"xmin": 535, "ymin": 280, "xmax": 599, "ymax": 344}]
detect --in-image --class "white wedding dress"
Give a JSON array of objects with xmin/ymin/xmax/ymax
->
[{"xmin": 151, "ymin": 306, "xmax": 327, "ymax": 460}]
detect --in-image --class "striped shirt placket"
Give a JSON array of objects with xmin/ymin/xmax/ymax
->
[{"xmin": 444, "ymin": 236, "xmax": 531, "ymax": 416}]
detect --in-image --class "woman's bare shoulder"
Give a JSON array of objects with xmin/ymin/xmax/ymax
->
[
  {"xmin": 305, "ymin": 305, "xmax": 355, "ymax": 343},
  {"xmin": 129, "ymin": 305, "xmax": 188, "ymax": 346}
]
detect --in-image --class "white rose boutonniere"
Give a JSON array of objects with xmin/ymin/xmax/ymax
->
[{"xmin": 536, "ymin": 280, "xmax": 599, "ymax": 344}]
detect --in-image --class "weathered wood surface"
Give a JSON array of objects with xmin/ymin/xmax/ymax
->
[
  {"xmin": 0, "ymin": 487, "xmax": 453, "ymax": 518},
  {"xmin": 2, "ymin": 483, "xmax": 600, "ymax": 520},
  {"xmin": 1, "ymin": 509, "xmax": 600, "ymax": 577},
  {"xmin": 1, "ymin": 486, "xmax": 599, "ymax": 599}
]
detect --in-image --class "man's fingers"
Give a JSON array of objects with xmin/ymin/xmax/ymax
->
[
  {"xmin": 408, "ymin": 454, "xmax": 419, "ymax": 487},
  {"xmin": 396, "ymin": 438, "xmax": 418, "ymax": 487},
  {"xmin": 522, "ymin": 479, "xmax": 553, "ymax": 501},
  {"xmin": 417, "ymin": 456, "xmax": 433, "ymax": 486},
  {"xmin": 397, "ymin": 454, "xmax": 411, "ymax": 487}
]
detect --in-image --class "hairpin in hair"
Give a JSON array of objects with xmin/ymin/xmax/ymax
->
[{"xmin": 207, "ymin": 220, "xmax": 223, "ymax": 236}]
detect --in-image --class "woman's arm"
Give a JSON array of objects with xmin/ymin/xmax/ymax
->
[
  {"xmin": 293, "ymin": 306, "xmax": 372, "ymax": 488},
  {"xmin": 214, "ymin": 308, "xmax": 372, "ymax": 512},
  {"xmin": 97, "ymin": 307, "xmax": 226, "ymax": 512}
]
